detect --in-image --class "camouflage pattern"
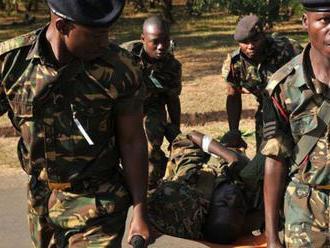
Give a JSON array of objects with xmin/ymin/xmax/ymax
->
[
  {"xmin": 284, "ymin": 180, "xmax": 329, "ymax": 248},
  {"xmin": 122, "ymin": 40, "xmax": 182, "ymax": 188},
  {"xmin": 222, "ymin": 34, "xmax": 303, "ymax": 150},
  {"xmin": 148, "ymin": 133, "xmax": 259, "ymax": 239},
  {"xmin": 0, "ymin": 27, "xmax": 144, "ymax": 247},
  {"xmin": 262, "ymin": 44, "xmax": 330, "ymax": 247}
]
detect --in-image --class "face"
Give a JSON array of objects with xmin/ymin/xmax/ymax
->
[
  {"xmin": 239, "ymin": 33, "xmax": 265, "ymax": 60},
  {"xmin": 59, "ymin": 21, "xmax": 110, "ymax": 61},
  {"xmin": 303, "ymin": 12, "xmax": 330, "ymax": 58},
  {"xmin": 141, "ymin": 25, "xmax": 170, "ymax": 60}
]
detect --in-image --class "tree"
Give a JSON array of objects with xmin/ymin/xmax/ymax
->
[{"xmin": 188, "ymin": 0, "xmax": 301, "ymax": 25}]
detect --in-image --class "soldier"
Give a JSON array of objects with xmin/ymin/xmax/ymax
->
[
  {"xmin": 262, "ymin": 1, "xmax": 330, "ymax": 247},
  {"xmin": 0, "ymin": 0, "xmax": 150, "ymax": 247},
  {"xmin": 148, "ymin": 130, "xmax": 265, "ymax": 243},
  {"xmin": 121, "ymin": 16, "xmax": 182, "ymax": 189},
  {"xmin": 221, "ymin": 15, "xmax": 302, "ymax": 151}
]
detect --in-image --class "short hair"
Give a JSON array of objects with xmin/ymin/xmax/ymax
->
[{"xmin": 143, "ymin": 16, "xmax": 169, "ymax": 34}]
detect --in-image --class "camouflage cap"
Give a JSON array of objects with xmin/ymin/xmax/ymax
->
[
  {"xmin": 234, "ymin": 15, "xmax": 263, "ymax": 42},
  {"xmin": 301, "ymin": 0, "xmax": 330, "ymax": 11},
  {"xmin": 47, "ymin": 0, "xmax": 125, "ymax": 27}
]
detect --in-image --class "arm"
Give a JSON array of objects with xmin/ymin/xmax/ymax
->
[
  {"xmin": 187, "ymin": 130, "xmax": 239, "ymax": 164},
  {"xmin": 116, "ymin": 110, "xmax": 150, "ymax": 244},
  {"xmin": 226, "ymin": 84, "xmax": 242, "ymax": 131},
  {"xmin": 264, "ymin": 156, "xmax": 287, "ymax": 248},
  {"xmin": 261, "ymin": 88, "xmax": 293, "ymax": 248}
]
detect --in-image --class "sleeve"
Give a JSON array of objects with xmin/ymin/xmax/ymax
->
[
  {"xmin": 150, "ymin": 58, "xmax": 182, "ymax": 96},
  {"xmin": 221, "ymin": 53, "xmax": 241, "ymax": 89},
  {"xmin": 114, "ymin": 54, "xmax": 146, "ymax": 115},
  {"xmin": 260, "ymin": 86, "xmax": 294, "ymax": 159},
  {"xmin": 0, "ymin": 57, "xmax": 9, "ymax": 116},
  {"xmin": 166, "ymin": 59, "xmax": 182, "ymax": 96}
]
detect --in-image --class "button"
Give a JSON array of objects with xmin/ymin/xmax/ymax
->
[{"xmin": 46, "ymin": 138, "xmax": 52, "ymax": 144}]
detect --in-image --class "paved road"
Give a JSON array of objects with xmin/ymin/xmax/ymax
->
[
  {"xmin": 0, "ymin": 169, "xmax": 221, "ymax": 248},
  {"xmin": 0, "ymin": 169, "xmax": 266, "ymax": 248}
]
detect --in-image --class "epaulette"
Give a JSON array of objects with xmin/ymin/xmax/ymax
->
[
  {"xmin": 266, "ymin": 53, "xmax": 303, "ymax": 94},
  {"xmin": 231, "ymin": 49, "xmax": 240, "ymax": 60},
  {"xmin": 120, "ymin": 40, "xmax": 141, "ymax": 53},
  {"xmin": 0, "ymin": 30, "xmax": 38, "ymax": 57}
]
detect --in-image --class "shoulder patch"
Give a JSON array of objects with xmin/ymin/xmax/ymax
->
[
  {"xmin": 120, "ymin": 40, "xmax": 141, "ymax": 52},
  {"xmin": 0, "ymin": 30, "xmax": 38, "ymax": 57},
  {"xmin": 231, "ymin": 49, "xmax": 240, "ymax": 60},
  {"xmin": 266, "ymin": 53, "xmax": 303, "ymax": 94}
]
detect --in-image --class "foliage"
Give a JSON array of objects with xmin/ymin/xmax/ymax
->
[
  {"xmin": 188, "ymin": 0, "xmax": 302, "ymax": 25},
  {"xmin": 0, "ymin": 0, "xmax": 40, "ymax": 12}
]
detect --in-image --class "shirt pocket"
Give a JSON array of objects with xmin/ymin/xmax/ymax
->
[
  {"xmin": 290, "ymin": 113, "xmax": 318, "ymax": 141},
  {"xmin": 70, "ymin": 99, "xmax": 114, "ymax": 144}
]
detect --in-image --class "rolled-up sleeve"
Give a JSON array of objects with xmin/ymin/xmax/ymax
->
[
  {"xmin": 261, "ymin": 87, "xmax": 294, "ymax": 159},
  {"xmin": 221, "ymin": 53, "xmax": 241, "ymax": 89}
]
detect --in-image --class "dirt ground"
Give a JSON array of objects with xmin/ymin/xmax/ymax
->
[{"xmin": 0, "ymin": 3, "xmax": 308, "ymax": 166}]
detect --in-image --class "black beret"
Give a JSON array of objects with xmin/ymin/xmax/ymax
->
[
  {"xmin": 47, "ymin": 0, "xmax": 125, "ymax": 27},
  {"xmin": 234, "ymin": 15, "xmax": 263, "ymax": 42},
  {"xmin": 301, "ymin": 0, "xmax": 330, "ymax": 12}
]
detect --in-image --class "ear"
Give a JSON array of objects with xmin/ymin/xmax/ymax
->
[
  {"xmin": 140, "ymin": 33, "xmax": 145, "ymax": 42},
  {"xmin": 55, "ymin": 18, "xmax": 72, "ymax": 35},
  {"xmin": 302, "ymin": 13, "xmax": 308, "ymax": 30}
]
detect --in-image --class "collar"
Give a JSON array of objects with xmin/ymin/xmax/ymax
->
[
  {"xmin": 294, "ymin": 43, "xmax": 330, "ymax": 98},
  {"xmin": 26, "ymin": 25, "xmax": 59, "ymax": 68}
]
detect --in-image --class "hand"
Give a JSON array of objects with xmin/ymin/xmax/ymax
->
[
  {"xmin": 128, "ymin": 212, "xmax": 150, "ymax": 247},
  {"xmin": 220, "ymin": 130, "xmax": 247, "ymax": 149}
]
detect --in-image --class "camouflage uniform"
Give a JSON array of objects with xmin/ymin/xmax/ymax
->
[
  {"xmin": 122, "ymin": 40, "xmax": 182, "ymax": 188},
  {"xmin": 148, "ymin": 132, "xmax": 262, "ymax": 240},
  {"xmin": 262, "ymin": 44, "xmax": 330, "ymax": 247},
  {"xmin": 0, "ymin": 27, "xmax": 144, "ymax": 248},
  {"xmin": 222, "ymin": 34, "xmax": 302, "ymax": 150}
]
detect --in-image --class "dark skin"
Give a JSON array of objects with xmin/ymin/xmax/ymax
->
[
  {"xmin": 141, "ymin": 21, "xmax": 181, "ymax": 130},
  {"xmin": 265, "ymin": 11, "xmax": 330, "ymax": 248},
  {"xmin": 226, "ymin": 33, "xmax": 266, "ymax": 133},
  {"xmin": 46, "ymin": 14, "xmax": 150, "ymax": 245},
  {"xmin": 187, "ymin": 130, "xmax": 241, "ymax": 164}
]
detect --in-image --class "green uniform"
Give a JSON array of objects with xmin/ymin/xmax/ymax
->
[
  {"xmin": 0, "ymin": 27, "xmax": 144, "ymax": 248},
  {"xmin": 222, "ymin": 34, "xmax": 302, "ymax": 150},
  {"xmin": 148, "ymin": 132, "xmax": 263, "ymax": 240},
  {"xmin": 262, "ymin": 44, "xmax": 330, "ymax": 248},
  {"xmin": 121, "ymin": 40, "xmax": 182, "ymax": 188}
]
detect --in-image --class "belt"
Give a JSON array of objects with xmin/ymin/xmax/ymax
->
[
  {"xmin": 48, "ymin": 181, "xmax": 72, "ymax": 191},
  {"xmin": 313, "ymin": 185, "xmax": 330, "ymax": 191}
]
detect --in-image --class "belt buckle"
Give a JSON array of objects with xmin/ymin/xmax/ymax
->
[{"xmin": 48, "ymin": 181, "xmax": 71, "ymax": 191}]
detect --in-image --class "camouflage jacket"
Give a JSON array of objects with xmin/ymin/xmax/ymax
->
[
  {"xmin": 261, "ymin": 44, "xmax": 330, "ymax": 185},
  {"xmin": 121, "ymin": 40, "xmax": 182, "ymax": 108},
  {"xmin": 0, "ymin": 27, "xmax": 144, "ymax": 183},
  {"xmin": 222, "ymin": 34, "xmax": 302, "ymax": 103}
]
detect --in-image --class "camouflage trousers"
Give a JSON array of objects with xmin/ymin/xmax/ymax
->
[
  {"xmin": 148, "ymin": 133, "xmax": 212, "ymax": 239},
  {"xmin": 284, "ymin": 180, "xmax": 330, "ymax": 248},
  {"xmin": 28, "ymin": 175, "xmax": 130, "ymax": 248},
  {"xmin": 144, "ymin": 105, "xmax": 168, "ymax": 189}
]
